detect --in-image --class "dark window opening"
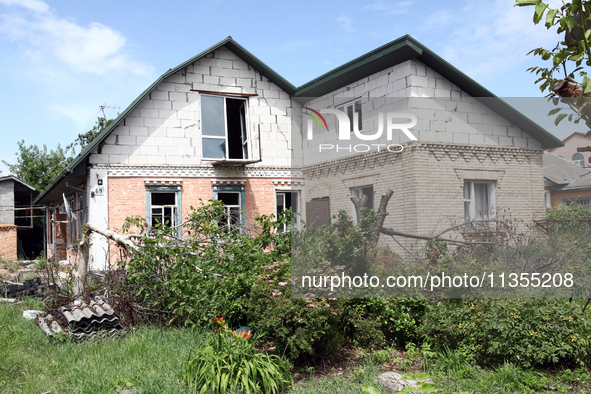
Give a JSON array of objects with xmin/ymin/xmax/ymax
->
[
  {"xmin": 276, "ymin": 191, "xmax": 299, "ymax": 231},
  {"xmin": 217, "ymin": 192, "xmax": 241, "ymax": 229},
  {"xmin": 202, "ymin": 95, "xmax": 248, "ymax": 160},
  {"xmin": 151, "ymin": 192, "xmax": 177, "ymax": 228}
]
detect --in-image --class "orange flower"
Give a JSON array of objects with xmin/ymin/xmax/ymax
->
[{"xmin": 212, "ymin": 317, "xmax": 225, "ymax": 325}]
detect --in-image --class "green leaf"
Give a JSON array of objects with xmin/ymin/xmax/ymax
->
[
  {"xmin": 515, "ymin": 0, "xmax": 541, "ymax": 5},
  {"xmin": 583, "ymin": 76, "xmax": 591, "ymax": 94},
  {"xmin": 555, "ymin": 113, "xmax": 568, "ymax": 125},
  {"xmin": 566, "ymin": 15, "xmax": 577, "ymax": 32},
  {"xmin": 569, "ymin": 52, "xmax": 585, "ymax": 62},
  {"xmin": 548, "ymin": 108, "xmax": 562, "ymax": 115},
  {"xmin": 361, "ymin": 385, "xmax": 382, "ymax": 394},
  {"xmin": 553, "ymin": 51, "xmax": 568, "ymax": 66},
  {"xmin": 534, "ymin": 3, "xmax": 548, "ymax": 24},
  {"xmin": 545, "ymin": 8, "xmax": 558, "ymax": 27}
]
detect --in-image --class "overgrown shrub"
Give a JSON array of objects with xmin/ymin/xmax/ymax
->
[
  {"xmin": 547, "ymin": 203, "xmax": 591, "ymax": 234},
  {"xmin": 247, "ymin": 261, "xmax": 346, "ymax": 362},
  {"xmin": 122, "ymin": 200, "xmax": 291, "ymax": 327},
  {"xmin": 422, "ymin": 298, "xmax": 591, "ymax": 367}
]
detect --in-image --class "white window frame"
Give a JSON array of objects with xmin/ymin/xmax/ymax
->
[
  {"xmin": 201, "ymin": 94, "xmax": 250, "ymax": 160},
  {"xmin": 573, "ymin": 153, "xmax": 585, "ymax": 167},
  {"xmin": 464, "ymin": 181, "xmax": 495, "ymax": 223},
  {"xmin": 146, "ymin": 185, "xmax": 182, "ymax": 236},
  {"xmin": 350, "ymin": 185, "xmax": 374, "ymax": 224},
  {"xmin": 337, "ymin": 98, "xmax": 363, "ymax": 133},
  {"xmin": 275, "ymin": 190, "xmax": 300, "ymax": 231}
]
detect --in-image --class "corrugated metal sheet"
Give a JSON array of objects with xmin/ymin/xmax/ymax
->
[{"xmin": 37, "ymin": 296, "xmax": 127, "ymax": 339}]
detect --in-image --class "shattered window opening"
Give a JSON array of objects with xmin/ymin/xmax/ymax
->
[
  {"xmin": 201, "ymin": 95, "xmax": 249, "ymax": 160},
  {"xmin": 276, "ymin": 191, "xmax": 299, "ymax": 231},
  {"xmin": 350, "ymin": 185, "xmax": 374, "ymax": 224}
]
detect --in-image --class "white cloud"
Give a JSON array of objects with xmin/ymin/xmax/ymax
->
[
  {"xmin": 364, "ymin": 0, "xmax": 414, "ymax": 14},
  {"xmin": 337, "ymin": 15, "xmax": 355, "ymax": 33},
  {"xmin": 0, "ymin": 0, "xmax": 153, "ymax": 76},
  {"xmin": 0, "ymin": 0, "xmax": 49, "ymax": 14},
  {"xmin": 420, "ymin": 0, "xmax": 562, "ymax": 85}
]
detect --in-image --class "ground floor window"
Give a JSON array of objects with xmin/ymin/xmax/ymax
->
[
  {"xmin": 214, "ymin": 185, "xmax": 245, "ymax": 230},
  {"xmin": 146, "ymin": 185, "xmax": 182, "ymax": 235},
  {"xmin": 464, "ymin": 181, "xmax": 495, "ymax": 222},
  {"xmin": 563, "ymin": 196, "xmax": 591, "ymax": 208},
  {"xmin": 276, "ymin": 191, "xmax": 300, "ymax": 231},
  {"xmin": 350, "ymin": 186, "xmax": 374, "ymax": 224}
]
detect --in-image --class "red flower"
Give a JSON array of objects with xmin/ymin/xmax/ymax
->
[{"xmin": 212, "ymin": 317, "xmax": 224, "ymax": 325}]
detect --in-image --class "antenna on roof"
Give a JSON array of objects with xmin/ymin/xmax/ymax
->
[{"xmin": 98, "ymin": 104, "xmax": 120, "ymax": 119}]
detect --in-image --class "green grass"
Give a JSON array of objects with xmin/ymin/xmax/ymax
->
[
  {"xmin": 1, "ymin": 300, "xmax": 203, "ymax": 393},
  {"xmin": 3, "ymin": 300, "xmax": 591, "ymax": 394}
]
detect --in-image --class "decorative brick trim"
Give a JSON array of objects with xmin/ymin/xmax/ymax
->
[
  {"xmin": 96, "ymin": 165, "xmax": 303, "ymax": 179},
  {"xmin": 211, "ymin": 179, "xmax": 247, "ymax": 185},
  {"xmin": 144, "ymin": 179, "xmax": 183, "ymax": 186},
  {"xmin": 272, "ymin": 180, "xmax": 305, "ymax": 186},
  {"xmin": 0, "ymin": 224, "xmax": 17, "ymax": 231}
]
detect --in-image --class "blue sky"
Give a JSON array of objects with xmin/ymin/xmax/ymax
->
[{"xmin": 0, "ymin": 0, "xmax": 587, "ymax": 176}]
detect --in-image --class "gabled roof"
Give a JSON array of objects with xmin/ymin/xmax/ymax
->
[
  {"xmin": 36, "ymin": 37, "xmax": 295, "ymax": 204},
  {"xmin": 36, "ymin": 35, "xmax": 564, "ymax": 204},
  {"xmin": 293, "ymin": 35, "xmax": 563, "ymax": 150},
  {"xmin": 0, "ymin": 175, "xmax": 37, "ymax": 192}
]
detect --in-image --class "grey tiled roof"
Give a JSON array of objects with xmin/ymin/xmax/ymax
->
[{"xmin": 543, "ymin": 152, "xmax": 591, "ymax": 190}]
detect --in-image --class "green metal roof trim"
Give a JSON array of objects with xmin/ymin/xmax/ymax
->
[
  {"xmin": 293, "ymin": 35, "xmax": 563, "ymax": 150},
  {"xmin": 35, "ymin": 37, "xmax": 296, "ymax": 203}
]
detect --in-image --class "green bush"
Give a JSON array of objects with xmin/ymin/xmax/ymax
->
[
  {"xmin": 423, "ymin": 298, "xmax": 591, "ymax": 367},
  {"xmin": 246, "ymin": 261, "xmax": 346, "ymax": 362},
  {"xmin": 184, "ymin": 328, "xmax": 292, "ymax": 394},
  {"xmin": 342, "ymin": 298, "xmax": 428, "ymax": 346},
  {"xmin": 547, "ymin": 203, "xmax": 591, "ymax": 234},
  {"xmin": 122, "ymin": 200, "xmax": 291, "ymax": 327}
]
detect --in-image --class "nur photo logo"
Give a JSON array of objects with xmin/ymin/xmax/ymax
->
[{"xmin": 303, "ymin": 105, "xmax": 419, "ymax": 153}]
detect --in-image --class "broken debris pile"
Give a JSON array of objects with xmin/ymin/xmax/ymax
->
[
  {"xmin": 1, "ymin": 277, "xmax": 52, "ymax": 298},
  {"xmin": 38, "ymin": 296, "xmax": 127, "ymax": 340}
]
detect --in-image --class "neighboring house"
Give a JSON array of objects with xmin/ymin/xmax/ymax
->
[
  {"xmin": 543, "ymin": 151, "xmax": 591, "ymax": 208},
  {"xmin": 547, "ymin": 132, "xmax": 591, "ymax": 167},
  {"xmin": 35, "ymin": 35, "xmax": 563, "ymax": 269},
  {"xmin": 0, "ymin": 176, "xmax": 40, "ymax": 261}
]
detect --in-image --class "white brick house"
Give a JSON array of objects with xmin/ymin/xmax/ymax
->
[{"xmin": 35, "ymin": 35, "xmax": 563, "ymax": 267}]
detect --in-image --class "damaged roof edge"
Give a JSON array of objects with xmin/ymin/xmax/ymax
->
[{"xmin": 35, "ymin": 37, "xmax": 297, "ymax": 204}]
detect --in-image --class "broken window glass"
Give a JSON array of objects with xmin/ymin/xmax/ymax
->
[{"xmin": 202, "ymin": 95, "xmax": 249, "ymax": 160}]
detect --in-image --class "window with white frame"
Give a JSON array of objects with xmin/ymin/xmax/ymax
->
[
  {"xmin": 146, "ymin": 185, "xmax": 182, "ymax": 235},
  {"xmin": 337, "ymin": 99, "xmax": 362, "ymax": 133},
  {"xmin": 201, "ymin": 95, "xmax": 249, "ymax": 160},
  {"xmin": 276, "ymin": 191, "xmax": 299, "ymax": 231},
  {"xmin": 563, "ymin": 196, "xmax": 591, "ymax": 208},
  {"xmin": 464, "ymin": 181, "xmax": 495, "ymax": 223},
  {"xmin": 351, "ymin": 186, "xmax": 374, "ymax": 223},
  {"xmin": 214, "ymin": 185, "xmax": 245, "ymax": 231},
  {"xmin": 573, "ymin": 153, "xmax": 585, "ymax": 167}
]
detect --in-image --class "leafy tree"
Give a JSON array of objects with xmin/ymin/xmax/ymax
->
[
  {"xmin": 1, "ymin": 141, "xmax": 73, "ymax": 191},
  {"xmin": 516, "ymin": 0, "xmax": 591, "ymax": 132},
  {"xmin": 67, "ymin": 117, "xmax": 113, "ymax": 153},
  {"xmin": 2, "ymin": 117, "xmax": 112, "ymax": 191}
]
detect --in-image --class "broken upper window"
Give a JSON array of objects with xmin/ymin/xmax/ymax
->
[
  {"xmin": 464, "ymin": 181, "xmax": 495, "ymax": 223},
  {"xmin": 337, "ymin": 99, "xmax": 363, "ymax": 133},
  {"xmin": 201, "ymin": 95, "xmax": 249, "ymax": 160},
  {"xmin": 276, "ymin": 191, "xmax": 300, "ymax": 231}
]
